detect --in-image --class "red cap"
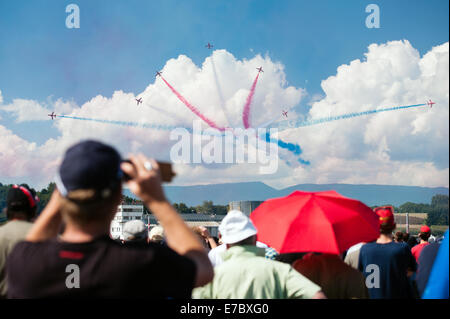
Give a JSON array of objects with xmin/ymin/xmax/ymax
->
[
  {"xmin": 420, "ymin": 225, "xmax": 431, "ymax": 233},
  {"xmin": 374, "ymin": 206, "xmax": 395, "ymax": 227}
]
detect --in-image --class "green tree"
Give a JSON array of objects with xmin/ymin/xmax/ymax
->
[
  {"xmin": 398, "ymin": 202, "xmax": 431, "ymax": 214},
  {"xmin": 173, "ymin": 202, "xmax": 196, "ymax": 214},
  {"xmin": 426, "ymin": 194, "xmax": 449, "ymax": 226},
  {"xmin": 196, "ymin": 200, "xmax": 214, "ymax": 214},
  {"xmin": 431, "ymin": 194, "xmax": 448, "ymax": 206}
]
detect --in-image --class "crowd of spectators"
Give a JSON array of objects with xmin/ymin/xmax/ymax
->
[{"xmin": 0, "ymin": 140, "xmax": 448, "ymax": 299}]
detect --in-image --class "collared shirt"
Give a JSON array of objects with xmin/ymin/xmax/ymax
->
[
  {"xmin": 193, "ymin": 245, "xmax": 321, "ymax": 299},
  {"xmin": 208, "ymin": 242, "xmax": 277, "ymax": 267}
]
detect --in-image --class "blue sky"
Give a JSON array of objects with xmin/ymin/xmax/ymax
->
[{"xmin": 0, "ymin": 0, "xmax": 449, "ymax": 144}]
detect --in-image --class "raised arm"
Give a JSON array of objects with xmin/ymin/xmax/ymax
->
[
  {"xmin": 25, "ymin": 190, "xmax": 63, "ymax": 242},
  {"xmin": 121, "ymin": 155, "xmax": 214, "ymax": 287}
]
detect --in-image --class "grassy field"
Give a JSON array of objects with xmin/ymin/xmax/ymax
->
[
  {"xmin": 395, "ymin": 213, "xmax": 428, "ymax": 219},
  {"xmin": 393, "ymin": 213, "xmax": 448, "ymax": 235},
  {"xmin": 396, "ymin": 224, "xmax": 448, "ymax": 235}
]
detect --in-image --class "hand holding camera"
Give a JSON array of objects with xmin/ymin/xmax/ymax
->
[{"xmin": 120, "ymin": 155, "xmax": 175, "ymax": 204}]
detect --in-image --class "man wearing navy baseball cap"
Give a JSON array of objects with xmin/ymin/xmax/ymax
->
[{"xmin": 6, "ymin": 140, "xmax": 213, "ymax": 298}]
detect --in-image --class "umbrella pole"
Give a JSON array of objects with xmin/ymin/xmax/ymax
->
[{"xmin": 406, "ymin": 212, "xmax": 409, "ymax": 234}]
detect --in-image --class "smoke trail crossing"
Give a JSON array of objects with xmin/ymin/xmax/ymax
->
[
  {"xmin": 242, "ymin": 72, "xmax": 260, "ymax": 129},
  {"xmin": 210, "ymin": 54, "xmax": 232, "ymax": 127},
  {"xmin": 271, "ymin": 103, "xmax": 427, "ymax": 131},
  {"xmin": 144, "ymin": 102, "xmax": 185, "ymax": 122},
  {"xmin": 160, "ymin": 76, "xmax": 226, "ymax": 131}
]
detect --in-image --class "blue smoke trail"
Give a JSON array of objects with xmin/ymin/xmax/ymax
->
[
  {"xmin": 59, "ymin": 114, "xmax": 313, "ymax": 166},
  {"xmin": 263, "ymin": 131, "xmax": 310, "ymax": 165},
  {"xmin": 271, "ymin": 103, "xmax": 427, "ymax": 131},
  {"xmin": 58, "ymin": 115, "xmax": 190, "ymax": 132}
]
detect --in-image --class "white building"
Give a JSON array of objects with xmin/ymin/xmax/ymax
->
[{"xmin": 110, "ymin": 204, "xmax": 145, "ymax": 240}]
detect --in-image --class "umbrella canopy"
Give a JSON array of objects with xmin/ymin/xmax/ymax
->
[{"xmin": 250, "ymin": 190, "xmax": 380, "ymax": 254}]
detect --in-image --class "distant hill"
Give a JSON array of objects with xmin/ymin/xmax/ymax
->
[{"xmin": 124, "ymin": 182, "xmax": 449, "ymax": 207}]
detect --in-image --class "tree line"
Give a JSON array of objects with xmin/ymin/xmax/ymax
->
[
  {"xmin": 0, "ymin": 183, "xmax": 228, "ymax": 216},
  {"xmin": 372, "ymin": 194, "xmax": 449, "ymax": 225},
  {"xmin": 1, "ymin": 183, "xmax": 448, "ymax": 224}
]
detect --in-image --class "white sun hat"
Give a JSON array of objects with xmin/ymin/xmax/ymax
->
[{"xmin": 219, "ymin": 210, "xmax": 257, "ymax": 244}]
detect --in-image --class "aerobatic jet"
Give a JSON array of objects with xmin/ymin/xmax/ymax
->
[
  {"xmin": 256, "ymin": 67, "xmax": 264, "ymax": 73},
  {"xmin": 155, "ymin": 71, "xmax": 162, "ymax": 77},
  {"xmin": 135, "ymin": 98, "xmax": 143, "ymax": 106},
  {"xmin": 282, "ymin": 110, "xmax": 288, "ymax": 118},
  {"xmin": 427, "ymin": 100, "xmax": 435, "ymax": 108},
  {"xmin": 48, "ymin": 112, "xmax": 56, "ymax": 120},
  {"xmin": 205, "ymin": 42, "xmax": 214, "ymax": 49}
]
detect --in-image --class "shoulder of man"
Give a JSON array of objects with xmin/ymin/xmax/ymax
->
[
  {"xmin": 0, "ymin": 220, "xmax": 32, "ymax": 236},
  {"xmin": 7, "ymin": 239, "xmax": 56, "ymax": 271}
]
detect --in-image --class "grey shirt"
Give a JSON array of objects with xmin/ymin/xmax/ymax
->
[{"xmin": 0, "ymin": 220, "xmax": 33, "ymax": 297}]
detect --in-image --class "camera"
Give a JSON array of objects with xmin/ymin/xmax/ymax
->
[{"xmin": 121, "ymin": 160, "xmax": 175, "ymax": 183}]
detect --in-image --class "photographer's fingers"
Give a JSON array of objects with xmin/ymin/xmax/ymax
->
[
  {"xmin": 136, "ymin": 154, "xmax": 161, "ymax": 178},
  {"xmin": 128, "ymin": 154, "xmax": 162, "ymax": 182},
  {"xmin": 148, "ymin": 158, "xmax": 161, "ymax": 178},
  {"xmin": 128, "ymin": 155, "xmax": 146, "ymax": 176},
  {"xmin": 121, "ymin": 161, "xmax": 137, "ymax": 180}
]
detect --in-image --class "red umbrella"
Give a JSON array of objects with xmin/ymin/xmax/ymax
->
[{"xmin": 250, "ymin": 190, "xmax": 379, "ymax": 254}]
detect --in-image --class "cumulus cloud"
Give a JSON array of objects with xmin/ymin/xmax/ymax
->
[
  {"xmin": 0, "ymin": 125, "xmax": 60, "ymax": 186},
  {"xmin": 0, "ymin": 50, "xmax": 304, "ymax": 188},
  {"xmin": 274, "ymin": 40, "xmax": 449, "ymax": 188},
  {"xmin": 1, "ymin": 98, "xmax": 49, "ymax": 123},
  {"xmin": 0, "ymin": 43, "xmax": 448, "ymax": 189}
]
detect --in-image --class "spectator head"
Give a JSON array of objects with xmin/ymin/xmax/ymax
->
[
  {"xmin": 123, "ymin": 220, "xmax": 147, "ymax": 242},
  {"xmin": 6, "ymin": 184, "xmax": 39, "ymax": 221},
  {"xmin": 148, "ymin": 225, "xmax": 165, "ymax": 243},
  {"xmin": 403, "ymin": 232, "xmax": 410, "ymax": 242},
  {"xmin": 374, "ymin": 206, "xmax": 396, "ymax": 235},
  {"xmin": 407, "ymin": 235, "xmax": 418, "ymax": 248},
  {"xmin": 55, "ymin": 140, "xmax": 123, "ymax": 227},
  {"xmin": 394, "ymin": 231, "xmax": 404, "ymax": 242},
  {"xmin": 219, "ymin": 210, "xmax": 257, "ymax": 248},
  {"xmin": 418, "ymin": 225, "xmax": 431, "ymax": 241},
  {"xmin": 275, "ymin": 252, "xmax": 307, "ymax": 265}
]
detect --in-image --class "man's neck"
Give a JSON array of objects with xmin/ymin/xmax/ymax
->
[
  {"xmin": 10, "ymin": 216, "xmax": 28, "ymax": 222},
  {"xmin": 419, "ymin": 239, "xmax": 428, "ymax": 245},
  {"xmin": 60, "ymin": 223, "xmax": 109, "ymax": 243},
  {"xmin": 376, "ymin": 233, "xmax": 393, "ymax": 244}
]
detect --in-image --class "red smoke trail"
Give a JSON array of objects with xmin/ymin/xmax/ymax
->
[
  {"xmin": 242, "ymin": 72, "xmax": 260, "ymax": 129},
  {"xmin": 160, "ymin": 76, "xmax": 225, "ymax": 131}
]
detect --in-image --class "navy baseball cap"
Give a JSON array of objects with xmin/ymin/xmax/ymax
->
[{"xmin": 56, "ymin": 140, "xmax": 123, "ymax": 199}]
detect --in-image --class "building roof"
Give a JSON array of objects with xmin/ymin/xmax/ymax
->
[{"xmin": 143, "ymin": 213, "xmax": 225, "ymax": 224}]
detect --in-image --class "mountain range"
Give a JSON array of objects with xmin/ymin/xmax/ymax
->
[{"xmin": 124, "ymin": 182, "xmax": 449, "ymax": 207}]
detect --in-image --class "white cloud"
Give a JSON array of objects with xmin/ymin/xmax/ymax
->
[
  {"xmin": 0, "ymin": 125, "xmax": 60, "ymax": 186},
  {"xmin": 1, "ymin": 98, "xmax": 49, "ymax": 123},
  {"xmin": 0, "ymin": 43, "xmax": 448, "ymax": 189},
  {"xmin": 272, "ymin": 40, "xmax": 449, "ymax": 188},
  {"xmin": 0, "ymin": 50, "xmax": 304, "ymax": 188}
]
